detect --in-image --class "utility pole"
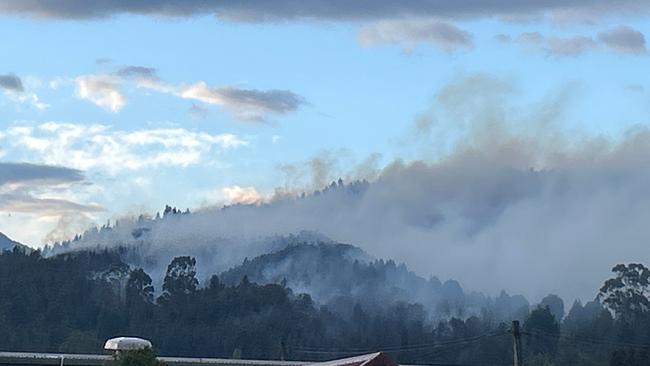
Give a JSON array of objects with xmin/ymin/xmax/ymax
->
[
  {"xmin": 280, "ymin": 340, "xmax": 287, "ymax": 361},
  {"xmin": 512, "ymin": 320, "xmax": 523, "ymax": 366}
]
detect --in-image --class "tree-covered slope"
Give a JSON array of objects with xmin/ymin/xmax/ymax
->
[
  {"xmin": 0, "ymin": 232, "xmax": 27, "ymax": 252},
  {"xmin": 219, "ymin": 242, "xmax": 528, "ymax": 321}
]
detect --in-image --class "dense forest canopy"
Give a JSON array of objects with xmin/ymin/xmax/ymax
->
[{"xmin": 2, "ymin": 241, "xmax": 650, "ymax": 366}]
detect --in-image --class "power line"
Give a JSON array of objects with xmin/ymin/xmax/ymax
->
[
  {"xmin": 293, "ymin": 331, "xmax": 509, "ymax": 355},
  {"xmin": 417, "ymin": 333, "xmax": 511, "ymax": 360},
  {"xmin": 294, "ymin": 332, "xmax": 507, "ymax": 353},
  {"xmin": 523, "ymin": 328, "xmax": 650, "ymax": 350}
]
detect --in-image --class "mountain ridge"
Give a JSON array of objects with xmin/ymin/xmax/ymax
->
[
  {"xmin": 219, "ymin": 240, "xmax": 531, "ymax": 321},
  {"xmin": 0, "ymin": 232, "xmax": 22, "ymax": 252}
]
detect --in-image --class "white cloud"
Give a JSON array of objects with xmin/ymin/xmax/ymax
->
[
  {"xmin": 359, "ymin": 19, "xmax": 473, "ymax": 52},
  {"xmin": 517, "ymin": 27, "xmax": 648, "ymax": 57},
  {"xmin": 0, "ymin": 162, "xmax": 103, "ymax": 246},
  {"xmin": 131, "ymin": 176, "xmax": 152, "ymax": 188},
  {"xmin": 203, "ymin": 185, "xmax": 268, "ymax": 206},
  {"xmin": 75, "ymin": 75, "xmax": 125, "ymax": 112},
  {"xmin": 0, "ymin": 191, "xmax": 104, "ymax": 216},
  {"xmin": 222, "ymin": 185, "xmax": 265, "ymax": 205},
  {"xmin": 544, "ymin": 35, "xmax": 597, "ymax": 57},
  {"xmin": 173, "ymin": 82, "xmax": 305, "ymax": 122},
  {"xmin": 73, "ymin": 68, "xmax": 304, "ymax": 121},
  {"xmin": 49, "ymin": 77, "xmax": 74, "ymax": 90},
  {"xmin": 6, "ymin": 122, "xmax": 248, "ymax": 172},
  {"xmin": 518, "ymin": 32, "xmax": 597, "ymax": 57},
  {"xmin": 0, "ymin": 73, "xmax": 49, "ymax": 110},
  {"xmin": 0, "ymin": 132, "xmax": 7, "ymax": 159},
  {"xmin": 4, "ymin": 90, "xmax": 49, "ymax": 110}
]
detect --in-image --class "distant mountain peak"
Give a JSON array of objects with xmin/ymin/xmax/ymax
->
[{"xmin": 0, "ymin": 232, "xmax": 21, "ymax": 252}]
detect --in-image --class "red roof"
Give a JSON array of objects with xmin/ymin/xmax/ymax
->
[{"xmin": 308, "ymin": 353, "xmax": 397, "ymax": 366}]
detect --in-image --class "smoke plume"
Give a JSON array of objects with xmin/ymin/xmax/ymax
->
[{"xmin": 52, "ymin": 74, "xmax": 650, "ymax": 304}]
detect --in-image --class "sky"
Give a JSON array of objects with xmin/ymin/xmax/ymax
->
[{"xmin": 1, "ymin": 1, "xmax": 650, "ymax": 253}]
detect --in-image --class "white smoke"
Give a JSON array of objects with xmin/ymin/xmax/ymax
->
[{"xmin": 50, "ymin": 74, "xmax": 650, "ymax": 304}]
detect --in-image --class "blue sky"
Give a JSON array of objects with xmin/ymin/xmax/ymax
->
[{"xmin": 1, "ymin": 2, "xmax": 649, "ymax": 246}]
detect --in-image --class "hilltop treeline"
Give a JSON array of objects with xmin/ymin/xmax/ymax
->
[
  {"xmin": 220, "ymin": 242, "xmax": 531, "ymax": 321},
  {"xmin": 1, "ymin": 247, "xmax": 650, "ymax": 366}
]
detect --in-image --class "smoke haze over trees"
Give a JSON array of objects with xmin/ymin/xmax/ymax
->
[
  {"xmin": 3, "ymin": 243, "xmax": 650, "ymax": 366},
  {"xmin": 8, "ymin": 74, "xmax": 648, "ymax": 306},
  {"xmin": 43, "ymin": 126, "xmax": 650, "ymax": 305}
]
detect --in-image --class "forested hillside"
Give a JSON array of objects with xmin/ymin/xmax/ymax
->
[
  {"xmin": 1, "ymin": 244, "xmax": 650, "ymax": 366},
  {"xmin": 0, "ymin": 232, "xmax": 21, "ymax": 252},
  {"xmin": 220, "ymin": 242, "xmax": 527, "ymax": 321}
]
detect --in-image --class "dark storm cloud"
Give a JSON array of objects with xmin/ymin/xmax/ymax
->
[
  {"xmin": 0, "ymin": 74, "xmax": 24, "ymax": 92},
  {"xmin": 0, "ymin": 162, "xmax": 84, "ymax": 186},
  {"xmin": 0, "ymin": 0, "xmax": 646, "ymax": 21}
]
